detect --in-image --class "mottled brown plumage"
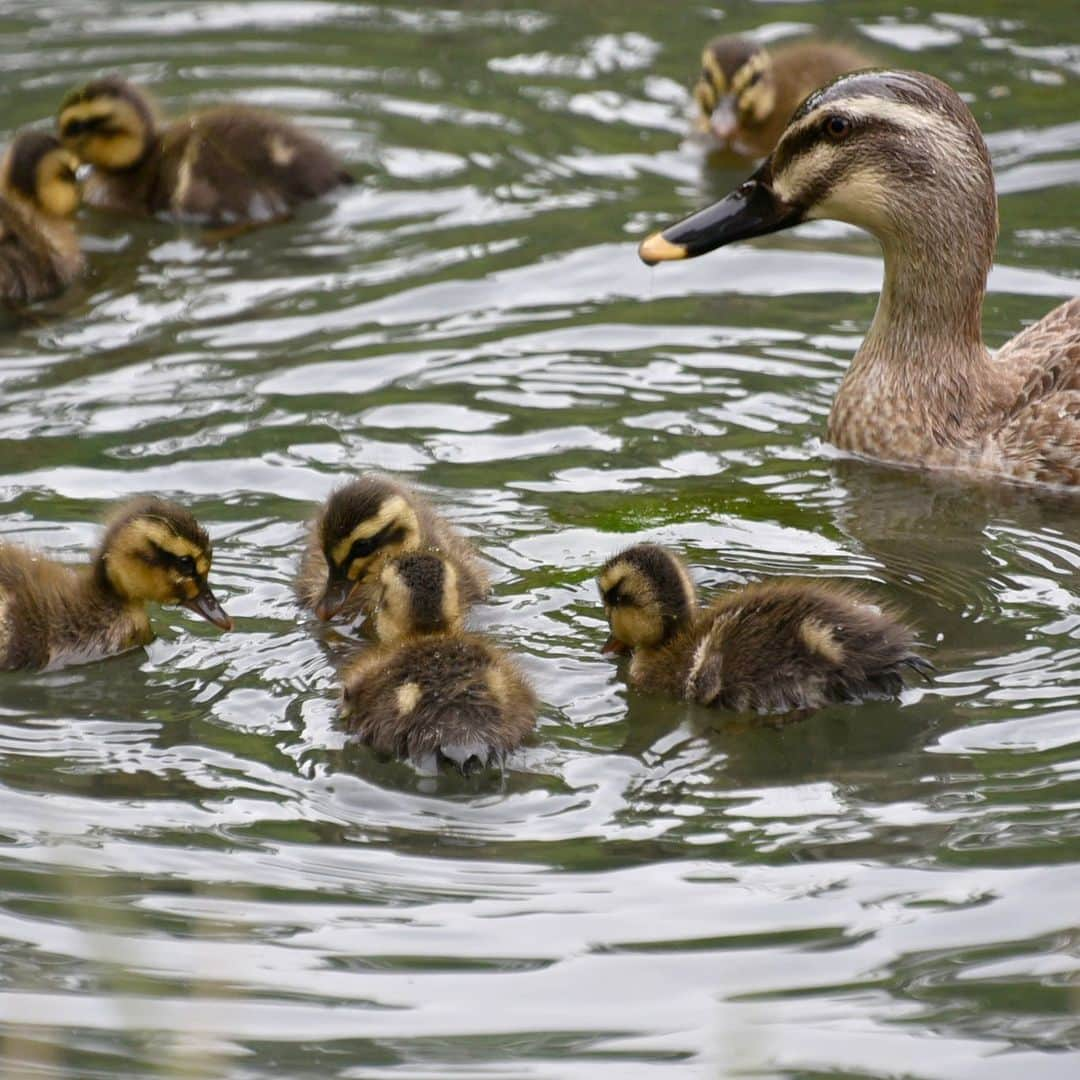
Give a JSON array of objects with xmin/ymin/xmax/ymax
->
[
  {"xmin": 0, "ymin": 131, "xmax": 82, "ymax": 305},
  {"xmin": 643, "ymin": 70, "xmax": 1080, "ymax": 488},
  {"xmin": 295, "ymin": 473, "xmax": 489, "ymax": 626},
  {"xmin": 57, "ymin": 75, "xmax": 352, "ymax": 224},
  {"xmin": 694, "ymin": 37, "xmax": 870, "ymax": 157},
  {"xmin": 340, "ymin": 552, "xmax": 536, "ymax": 773},
  {"xmin": 598, "ymin": 544, "xmax": 930, "ymax": 715},
  {"xmin": 0, "ymin": 497, "xmax": 231, "ymax": 672}
]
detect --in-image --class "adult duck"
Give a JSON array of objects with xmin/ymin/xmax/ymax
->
[{"xmin": 642, "ymin": 70, "xmax": 1080, "ymax": 488}]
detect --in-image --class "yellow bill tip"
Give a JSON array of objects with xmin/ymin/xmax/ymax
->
[{"xmin": 638, "ymin": 231, "xmax": 688, "ymax": 266}]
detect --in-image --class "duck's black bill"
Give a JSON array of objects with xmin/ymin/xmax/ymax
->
[
  {"xmin": 315, "ymin": 572, "xmax": 355, "ymax": 622},
  {"xmin": 638, "ymin": 175, "xmax": 802, "ymax": 265},
  {"xmin": 183, "ymin": 586, "xmax": 233, "ymax": 631}
]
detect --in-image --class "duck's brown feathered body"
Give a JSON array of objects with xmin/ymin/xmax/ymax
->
[
  {"xmin": 629, "ymin": 579, "xmax": 926, "ymax": 713},
  {"xmin": 296, "ymin": 474, "xmax": 489, "ymax": 625},
  {"xmin": 341, "ymin": 632, "xmax": 536, "ymax": 772},
  {"xmin": 0, "ymin": 132, "xmax": 82, "ymax": 305},
  {"xmin": 0, "ymin": 497, "xmax": 230, "ymax": 673},
  {"xmin": 59, "ymin": 77, "xmax": 352, "ymax": 225},
  {"xmin": 599, "ymin": 544, "xmax": 929, "ymax": 716}
]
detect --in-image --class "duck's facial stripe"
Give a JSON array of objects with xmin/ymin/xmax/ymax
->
[
  {"xmin": 59, "ymin": 97, "xmax": 150, "ymax": 170},
  {"xmin": 329, "ymin": 495, "xmax": 413, "ymax": 568},
  {"xmin": 598, "ymin": 563, "xmax": 634, "ymax": 608},
  {"xmin": 730, "ymin": 52, "xmax": 768, "ymax": 97},
  {"xmin": 771, "ymin": 97, "xmax": 964, "ymax": 207},
  {"xmin": 701, "ymin": 48, "xmax": 727, "ymax": 94},
  {"xmin": 138, "ymin": 523, "xmax": 211, "ymax": 577},
  {"xmin": 58, "ymin": 103, "xmax": 117, "ymax": 139},
  {"xmin": 694, "ymin": 78, "xmax": 717, "ymax": 118},
  {"xmin": 775, "ymin": 95, "xmax": 961, "ymax": 174}
]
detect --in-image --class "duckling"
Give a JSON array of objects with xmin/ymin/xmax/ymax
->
[
  {"xmin": 295, "ymin": 473, "xmax": 489, "ymax": 625},
  {"xmin": 693, "ymin": 36, "xmax": 869, "ymax": 157},
  {"xmin": 598, "ymin": 543, "xmax": 930, "ymax": 715},
  {"xmin": 642, "ymin": 70, "xmax": 1080, "ymax": 488},
  {"xmin": 57, "ymin": 75, "xmax": 352, "ymax": 225},
  {"xmin": 0, "ymin": 496, "xmax": 231, "ymax": 671},
  {"xmin": 0, "ymin": 131, "xmax": 82, "ymax": 305},
  {"xmin": 340, "ymin": 552, "xmax": 536, "ymax": 773}
]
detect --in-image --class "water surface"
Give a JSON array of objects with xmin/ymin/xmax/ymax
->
[{"xmin": 1, "ymin": 1, "xmax": 1078, "ymax": 1076}]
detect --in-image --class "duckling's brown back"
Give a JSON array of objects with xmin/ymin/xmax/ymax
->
[
  {"xmin": 690, "ymin": 580, "xmax": 926, "ymax": 713},
  {"xmin": 0, "ymin": 202, "xmax": 72, "ymax": 305},
  {"xmin": 160, "ymin": 107, "xmax": 352, "ymax": 223},
  {"xmin": 342, "ymin": 634, "xmax": 535, "ymax": 772}
]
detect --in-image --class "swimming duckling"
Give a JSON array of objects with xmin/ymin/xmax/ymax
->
[
  {"xmin": 340, "ymin": 552, "xmax": 536, "ymax": 773},
  {"xmin": 0, "ymin": 131, "xmax": 82, "ymax": 305},
  {"xmin": 598, "ymin": 543, "xmax": 930, "ymax": 715},
  {"xmin": 643, "ymin": 70, "xmax": 1080, "ymax": 488},
  {"xmin": 0, "ymin": 496, "xmax": 231, "ymax": 671},
  {"xmin": 693, "ymin": 36, "xmax": 869, "ymax": 157},
  {"xmin": 295, "ymin": 473, "xmax": 489, "ymax": 625},
  {"xmin": 57, "ymin": 75, "xmax": 352, "ymax": 224}
]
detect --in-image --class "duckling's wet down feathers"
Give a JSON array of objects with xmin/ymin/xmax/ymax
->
[
  {"xmin": 0, "ymin": 130, "xmax": 83, "ymax": 305},
  {"xmin": 340, "ymin": 552, "xmax": 535, "ymax": 774},
  {"xmin": 598, "ymin": 543, "xmax": 931, "ymax": 716},
  {"xmin": 0, "ymin": 497, "xmax": 231, "ymax": 671},
  {"xmin": 58, "ymin": 75, "xmax": 352, "ymax": 225}
]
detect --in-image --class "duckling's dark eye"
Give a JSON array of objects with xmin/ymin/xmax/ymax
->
[
  {"xmin": 177, "ymin": 555, "xmax": 196, "ymax": 576},
  {"xmin": 824, "ymin": 115, "xmax": 852, "ymax": 141},
  {"xmin": 347, "ymin": 524, "xmax": 406, "ymax": 564},
  {"xmin": 748, "ymin": 71, "xmax": 763, "ymax": 87}
]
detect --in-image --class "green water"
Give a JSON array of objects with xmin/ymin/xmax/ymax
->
[{"xmin": 0, "ymin": 0, "xmax": 1078, "ymax": 1076}]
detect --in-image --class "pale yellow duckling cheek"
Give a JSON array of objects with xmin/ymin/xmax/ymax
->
[
  {"xmin": 35, "ymin": 152, "xmax": 82, "ymax": 217},
  {"xmin": 739, "ymin": 82, "xmax": 776, "ymax": 125},
  {"xmin": 610, "ymin": 606, "xmax": 665, "ymax": 649}
]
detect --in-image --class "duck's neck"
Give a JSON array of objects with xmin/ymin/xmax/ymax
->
[{"xmin": 830, "ymin": 215, "xmax": 1002, "ymax": 454}]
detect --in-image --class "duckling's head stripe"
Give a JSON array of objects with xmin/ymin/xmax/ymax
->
[{"xmin": 4, "ymin": 132, "xmax": 63, "ymax": 200}]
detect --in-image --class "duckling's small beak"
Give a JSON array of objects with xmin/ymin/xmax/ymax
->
[
  {"xmin": 710, "ymin": 96, "xmax": 738, "ymax": 141},
  {"xmin": 638, "ymin": 166, "xmax": 802, "ymax": 265},
  {"xmin": 315, "ymin": 573, "xmax": 355, "ymax": 622},
  {"xmin": 183, "ymin": 586, "xmax": 233, "ymax": 631},
  {"xmin": 602, "ymin": 634, "xmax": 630, "ymax": 656}
]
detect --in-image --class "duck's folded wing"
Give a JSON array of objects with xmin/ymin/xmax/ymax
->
[
  {"xmin": 993, "ymin": 297, "xmax": 1080, "ymax": 485},
  {"xmin": 998, "ymin": 297, "xmax": 1080, "ymax": 397}
]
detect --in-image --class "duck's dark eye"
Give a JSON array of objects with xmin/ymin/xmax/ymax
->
[
  {"xmin": 177, "ymin": 555, "xmax": 196, "ymax": 576},
  {"xmin": 748, "ymin": 71, "xmax": 763, "ymax": 87},
  {"xmin": 824, "ymin": 115, "xmax": 852, "ymax": 141}
]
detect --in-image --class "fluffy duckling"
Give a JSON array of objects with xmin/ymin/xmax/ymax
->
[
  {"xmin": 57, "ymin": 75, "xmax": 352, "ymax": 224},
  {"xmin": 643, "ymin": 70, "xmax": 1080, "ymax": 488},
  {"xmin": 0, "ymin": 131, "xmax": 82, "ymax": 305},
  {"xmin": 0, "ymin": 497, "xmax": 231, "ymax": 671},
  {"xmin": 340, "ymin": 552, "xmax": 536, "ymax": 773},
  {"xmin": 598, "ymin": 543, "xmax": 930, "ymax": 715},
  {"xmin": 295, "ymin": 473, "xmax": 489, "ymax": 625},
  {"xmin": 693, "ymin": 36, "xmax": 869, "ymax": 157}
]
